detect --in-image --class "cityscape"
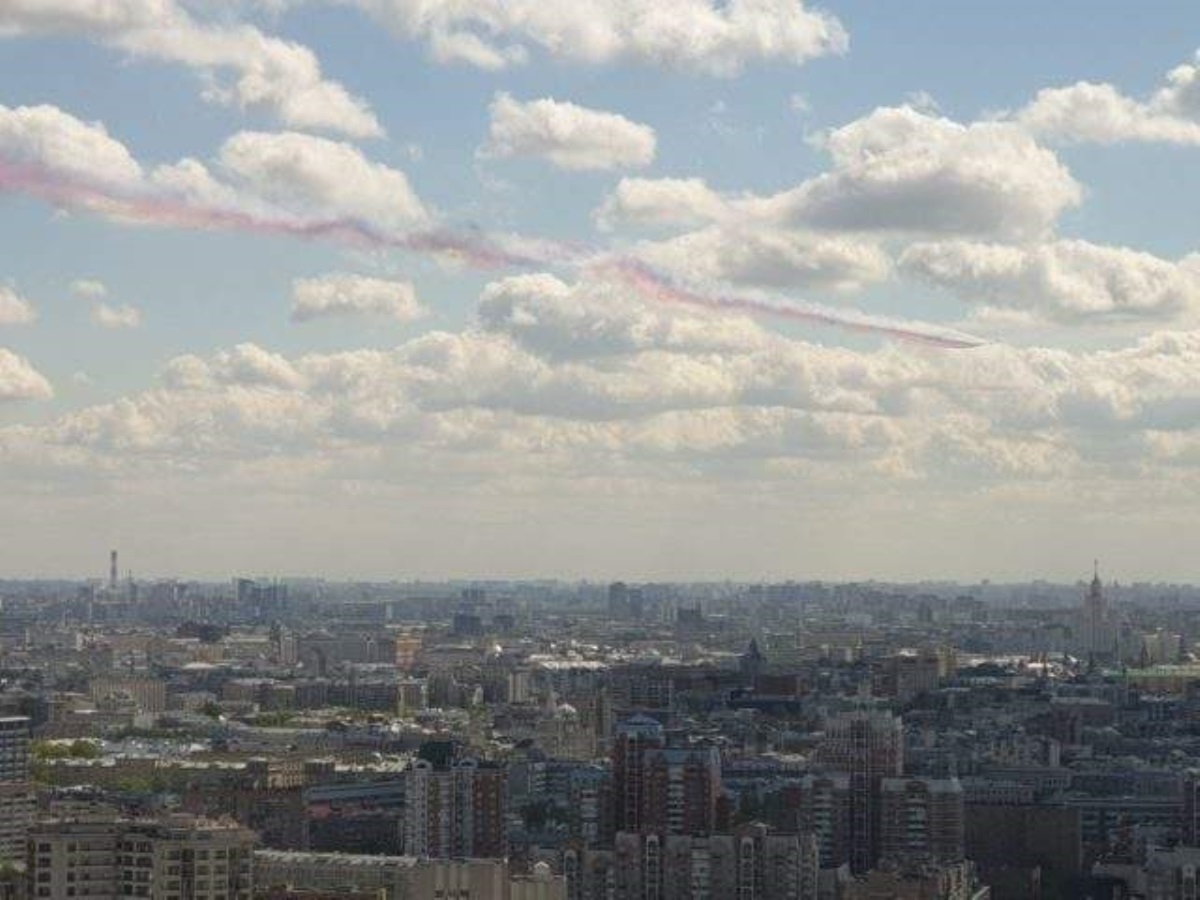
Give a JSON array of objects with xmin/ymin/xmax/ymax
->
[
  {"xmin": 3, "ymin": 1, "xmax": 1200, "ymax": 899},
  {"xmin": 3, "ymin": 562, "xmax": 1200, "ymax": 899}
]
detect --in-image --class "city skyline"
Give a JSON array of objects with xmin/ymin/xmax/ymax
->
[{"xmin": 2, "ymin": 2, "xmax": 1200, "ymax": 580}]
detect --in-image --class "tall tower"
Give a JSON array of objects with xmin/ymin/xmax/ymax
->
[
  {"xmin": 1080, "ymin": 561, "xmax": 1115, "ymax": 663},
  {"xmin": 109, "ymin": 550, "xmax": 118, "ymax": 591}
]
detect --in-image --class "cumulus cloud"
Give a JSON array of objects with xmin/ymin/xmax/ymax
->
[
  {"xmin": 348, "ymin": 0, "xmax": 848, "ymax": 75},
  {"xmin": 8, "ymin": 289, "xmax": 1200, "ymax": 488},
  {"xmin": 1018, "ymin": 51, "xmax": 1200, "ymax": 146},
  {"xmin": 214, "ymin": 130, "xmax": 428, "ymax": 228},
  {"xmin": 9, "ymin": 265, "xmax": 1200, "ymax": 536},
  {"xmin": 0, "ymin": 104, "xmax": 428, "ymax": 237},
  {"xmin": 0, "ymin": 285, "xmax": 36, "ymax": 325},
  {"xmin": 633, "ymin": 225, "xmax": 890, "ymax": 292},
  {"xmin": 595, "ymin": 177, "xmax": 732, "ymax": 231},
  {"xmin": 598, "ymin": 107, "xmax": 1082, "ymax": 245},
  {"xmin": 772, "ymin": 106, "xmax": 1082, "ymax": 240},
  {"xmin": 0, "ymin": 0, "xmax": 382, "ymax": 138},
  {"xmin": 477, "ymin": 273, "xmax": 769, "ymax": 359},
  {"xmin": 901, "ymin": 240, "xmax": 1200, "ymax": 324},
  {"xmin": 90, "ymin": 302, "xmax": 142, "ymax": 329},
  {"xmin": 292, "ymin": 273, "xmax": 425, "ymax": 322},
  {"xmin": 481, "ymin": 94, "xmax": 656, "ymax": 171},
  {"xmin": 0, "ymin": 348, "xmax": 51, "ymax": 401},
  {"xmin": 70, "ymin": 278, "xmax": 109, "ymax": 300},
  {"xmin": 0, "ymin": 103, "xmax": 143, "ymax": 190}
]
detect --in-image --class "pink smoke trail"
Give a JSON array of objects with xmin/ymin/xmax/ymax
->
[
  {"xmin": 0, "ymin": 159, "xmax": 983, "ymax": 349},
  {"xmin": 600, "ymin": 259, "xmax": 986, "ymax": 350}
]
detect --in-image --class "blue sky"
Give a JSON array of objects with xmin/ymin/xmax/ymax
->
[{"xmin": 1, "ymin": 1, "xmax": 1200, "ymax": 581}]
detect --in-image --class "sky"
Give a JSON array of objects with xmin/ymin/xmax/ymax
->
[{"xmin": 1, "ymin": 1, "xmax": 1200, "ymax": 583}]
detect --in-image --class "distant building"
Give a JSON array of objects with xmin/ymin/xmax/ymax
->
[{"xmin": 1077, "ymin": 564, "xmax": 1119, "ymax": 664}]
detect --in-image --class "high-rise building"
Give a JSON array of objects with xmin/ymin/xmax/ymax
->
[
  {"xmin": 27, "ymin": 816, "xmax": 256, "ymax": 900},
  {"xmin": 0, "ymin": 717, "xmax": 31, "ymax": 865},
  {"xmin": 1078, "ymin": 563, "xmax": 1118, "ymax": 663},
  {"xmin": 641, "ymin": 746, "xmax": 722, "ymax": 836},
  {"xmin": 879, "ymin": 777, "xmax": 965, "ymax": 866},
  {"xmin": 816, "ymin": 710, "xmax": 903, "ymax": 873},
  {"xmin": 611, "ymin": 716, "xmax": 665, "ymax": 834},
  {"xmin": 403, "ymin": 757, "xmax": 507, "ymax": 859},
  {"xmin": 0, "ymin": 717, "xmax": 30, "ymax": 782},
  {"xmin": 790, "ymin": 774, "xmax": 853, "ymax": 868},
  {"xmin": 0, "ymin": 783, "xmax": 33, "ymax": 866}
]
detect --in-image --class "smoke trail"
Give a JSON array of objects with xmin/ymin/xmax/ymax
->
[
  {"xmin": 0, "ymin": 159, "xmax": 983, "ymax": 349},
  {"xmin": 601, "ymin": 259, "xmax": 987, "ymax": 350}
]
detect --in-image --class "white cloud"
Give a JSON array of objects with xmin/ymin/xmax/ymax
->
[
  {"xmin": 481, "ymin": 94, "xmax": 656, "ymax": 171},
  {"xmin": 476, "ymin": 272, "xmax": 768, "ymax": 359},
  {"xmin": 1019, "ymin": 81, "xmax": 1200, "ymax": 146},
  {"xmin": 0, "ymin": 104, "xmax": 428, "ymax": 237},
  {"xmin": 0, "ymin": 103, "xmax": 143, "ymax": 189},
  {"xmin": 70, "ymin": 278, "xmax": 109, "ymax": 300},
  {"xmin": 11, "ymin": 270, "xmax": 1200, "ymax": 562},
  {"xmin": 90, "ymin": 302, "xmax": 142, "ymax": 329},
  {"xmin": 0, "ymin": 285, "xmax": 36, "ymax": 325},
  {"xmin": 0, "ymin": 348, "xmax": 51, "ymax": 401},
  {"xmin": 292, "ymin": 273, "xmax": 426, "ymax": 322},
  {"xmin": 1018, "ymin": 51, "xmax": 1200, "ymax": 146},
  {"xmin": 772, "ymin": 105, "xmax": 1082, "ymax": 240},
  {"xmin": 215, "ymin": 130, "xmax": 428, "ymax": 228},
  {"xmin": 598, "ymin": 107, "xmax": 1082, "ymax": 245},
  {"xmin": 350, "ymin": 0, "xmax": 848, "ymax": 75},
  {"xmin": 595, "ymin": 177, "xmax": 732, "ymax": 231},
  {"xmin": 0, "ymin": 0, "xmax": 382, "ymax": 138},
  {"xmin": 633, "ymin": 225, "xmax": 890, "ymax": 292},
  {"xmin": 901, "ymin": 240, "xmax": 1200, "ymax": 324}
]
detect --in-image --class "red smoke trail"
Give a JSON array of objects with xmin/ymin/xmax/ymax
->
[{"xmin": 0, "ymin": 159, "xmax": 983, "ymax": 349}]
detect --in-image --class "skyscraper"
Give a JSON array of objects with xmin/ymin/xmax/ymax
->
[{"xmin": 1079, "ymin": 562, "xmax": 1118, "ymax": 663}]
